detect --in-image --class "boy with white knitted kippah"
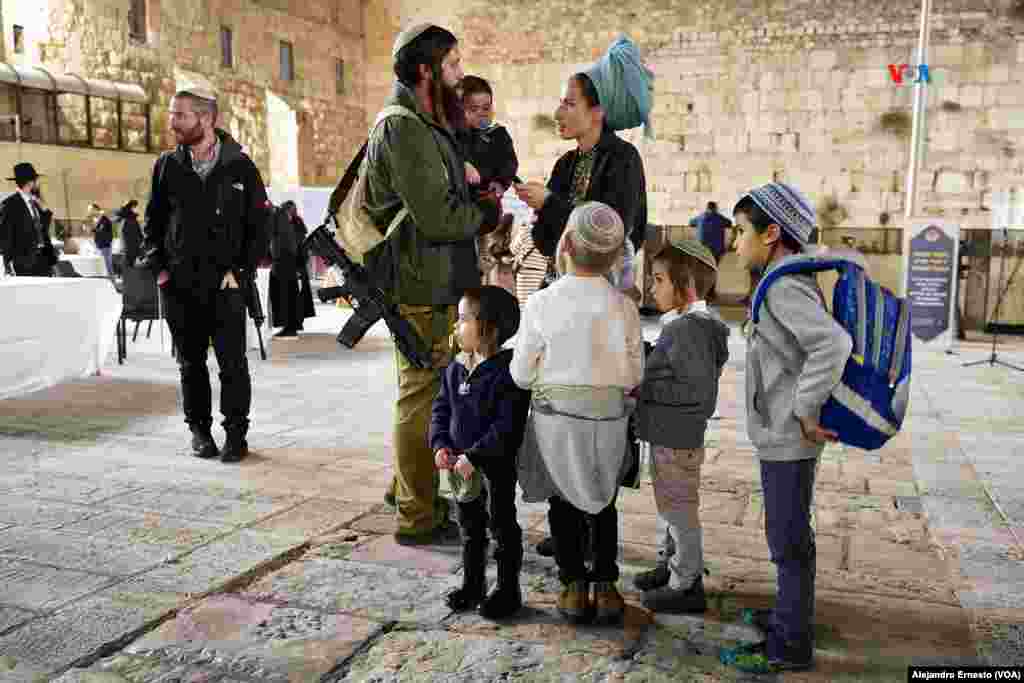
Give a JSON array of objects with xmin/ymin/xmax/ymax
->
[{"xmin": 511, "ymin": 201, "xmax": 643, "ymax": 626}]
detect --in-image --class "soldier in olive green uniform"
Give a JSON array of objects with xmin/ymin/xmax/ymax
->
[{"xmin": 367, "ymin": 23, "xmax": 502, "ymax": 544}]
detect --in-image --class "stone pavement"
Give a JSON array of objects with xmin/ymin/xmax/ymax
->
[{"xmin": 0, "ymin": 303, "xmax": 1021, "ymax": 681}]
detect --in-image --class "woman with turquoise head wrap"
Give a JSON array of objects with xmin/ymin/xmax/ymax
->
[
  {"xmin": 514, "ymin": 34, "xmax": 651, "ymax": 284},
  {"xmin": 584, "ymin": 34, "xmax": 655, "ymax": 138}
]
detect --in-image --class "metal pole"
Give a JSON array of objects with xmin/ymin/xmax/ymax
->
[{"xmin": 904, "ymin": 0, "xmax": 932, "ymax": 219}]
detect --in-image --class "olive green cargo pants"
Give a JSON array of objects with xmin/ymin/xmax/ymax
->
[{"xmin": 389, "ymin": 303, "xmax": 457, "ymax": 535}]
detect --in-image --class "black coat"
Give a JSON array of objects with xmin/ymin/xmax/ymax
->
[
  {"xmin": 531, "ymin": 127, "xmax": 647, "ymax": 258},
  {"xmin": 93, "ymin": 215, "xmax": 114, "ymax": 248},
  {"xmin": 456, "ymin": 124, "xmax": 519, "ymax": 191},
  {"xmin": 269, "ymin": 213, "xmax": 315, "ymax": 327},
  {"xmin": 0, "ymin": 193, "xmax": 58, "ymax": 274},
  {"xmin": 117, "ymin": 208, "xmax": 143, "ymax": 268},
  {"xmin": 428, "ymin": 349, "xmax": 531, "ymax": 468},
  {"xmin": 140, "ymin": 129, "xmax": 270, "ymax": 291}
]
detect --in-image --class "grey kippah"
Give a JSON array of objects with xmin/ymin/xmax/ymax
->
[
  {"xmin": 736, "ymin": 182, "xmax": 816, "ymax": 246},
  {"xmin": 392, "ymin": 23, "xmax": 439, "ymax": 58}
]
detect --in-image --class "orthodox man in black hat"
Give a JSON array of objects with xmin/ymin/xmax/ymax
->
[
  {"xmin": 0, "ymin": 162, "xmax": 58, "ymax": 276},
  {"xmin": 138, "ymin": 81, "xmax": 271, "ymax": 463}
]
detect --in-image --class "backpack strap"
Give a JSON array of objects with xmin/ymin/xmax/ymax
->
[
  {"xmin": 871, "ymin": 280, "xmax": 885, "ymax": 368},
  {"xmin": 325, "ymin": 105, "xmax": 421, "ymax": 221},
  {"xmin": 889, "ymin": 298, "xmax": 911, "ymax": 387},
  {"xmin": 750, "ymin": 257, "xmax": 855, "ymax": 324},
  {"xmin": 326, "ymin": 142, "xmax": 368, "ymax": 218},
  {"xmin": 853, "ymin": 266, "xmax": 867, "ymax": 357}
]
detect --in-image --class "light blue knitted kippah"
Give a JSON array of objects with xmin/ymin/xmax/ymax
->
[
  {"xmin": 584, "ymin": 35, "xmax": 654, "ymax": 138},
  {"xmin": 738, "ymin": 182, "xmax": 816, "ymax": 245}
]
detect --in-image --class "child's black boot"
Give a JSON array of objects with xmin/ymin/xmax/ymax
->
[
  {"xmin": 479, "ymin": 547, "xmax": 522, "ymax": 619},
  {"xmin": 446, "ymin": 539, "xmax": 488, "ymax": 611}
]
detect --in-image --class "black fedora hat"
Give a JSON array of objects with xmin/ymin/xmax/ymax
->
[{"xmin": 7, "ymin": 162, "xmax": 44, "ymax": 184}]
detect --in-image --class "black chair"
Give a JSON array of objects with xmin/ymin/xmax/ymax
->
[
  {"xmin": 117, "ymin": 266, "xmax": 170, "ymax": 363},
  {"xmin": 54, "ymin": 260, "xmax": 82, "ymax": 277}
]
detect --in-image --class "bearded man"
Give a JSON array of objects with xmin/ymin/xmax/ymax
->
[
  {"xmin": 368, "ymin": 24, "xmax": 503, "ymax": 544},
  {"xmin": 138, "ymin": 83, "xmax": 270, "ymax": 463}
]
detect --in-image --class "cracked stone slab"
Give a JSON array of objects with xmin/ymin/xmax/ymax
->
[
  {"xmin": 338, "ymin": 627, "xmax": 748, "ymax": 682},
  {"xmin": 958, "ymin": 578, "xmax": 1024, "ymax": 610},
  {"xmin": 250, "ymin": 498, "xmax": 374, "ymax": 541},
  {"xmin": 0, "ymin": 527, "xmax": 183, "ymax": 576},
  {"xmin": 72, "ymin": 594, "xmax": 384, "ymax": 683},
  {"xmin": 243, "ymin": 557, "xmax": 459, "ymax": 625},
  {"xmin": 444, "ymin": 591, "xmax": 653, "ymax": 660},
  {"xmin": 0, "ymin": 473, "xmax": 143, "ymax": 505},
  {"xmin": 62, "ymin": 511, "xmax": 231, "ymax": 552},
  {"xmin": 344, "ymin": 534, "xmax": 463, "ymax": 576},
  {"xmin": 0, "ymin": 558, "xmax": 114, "ymax": 610},
  {"xmin": 108, "ymin": 485, "xmax": 301, "ymax": 526},
  {"xmin": 0, "ymin": 605, "xmax": 38, "ymax": 632},
  {"xmin": 0, "ymin": 495, "xmax": 101, "ymax": 530},
  {"xmin": 0, "ymin": 576, "xmax": 183, "ymax": 675},
  {"xmin": 140, "ymin": 529, "xmax": 300, "ymax": 594}
]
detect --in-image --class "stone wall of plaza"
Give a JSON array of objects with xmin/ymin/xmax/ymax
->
[
  {"xmin": 364, "ymin": 0, "xmax": 1024, "ymax": 231},
  {"xmin": 2, "ymin": 0, "xmax": 367, "ymax": 207}
]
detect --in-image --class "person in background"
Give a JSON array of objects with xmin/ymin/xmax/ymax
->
[
  {"xmin": 88, "ymin": 203, "xmax": 115, "ymax": 277},
  {"xmin": 269, "ymin": 200, "xmax": 315, "ymax": 338},
  {"xmin": 689, "ymin": 201, "xmax": 733, "ymax": 301},
  {"xmin": 116, "ymin": 200, "xmax": 143, "ymax": 271},
  {"xmin": 139, "ymin": 82, "xmax": 271, "ymax": 464},
  {"xmin": 1, "ymin": 162, "xmax": 58, "ymax": 276}
]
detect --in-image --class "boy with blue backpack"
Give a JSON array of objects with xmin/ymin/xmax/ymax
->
[{"xmin": 721, "ymin": 183, "xmax": 852, "ymax": 673}]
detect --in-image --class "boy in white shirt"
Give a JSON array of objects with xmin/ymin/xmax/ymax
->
[{"xmin": 511, "ymin": 201, "xmax": 643, "ymax": 625}]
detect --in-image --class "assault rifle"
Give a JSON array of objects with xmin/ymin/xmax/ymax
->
[
  {"xmin": 304, "ymin": 222, "xmax": 433, "ymax": 369},
  {"xmin": 242, "ymin": 270, "xmax": 267, "ymax": 360}
]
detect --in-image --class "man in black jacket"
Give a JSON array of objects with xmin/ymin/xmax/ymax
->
[
  {"xmin": 0, "ymin": 163, "xmax": 58, "ymax": 276},
  {"xmin": 139, "ymin": 84, "xmax": 270, "ymax": 463}
]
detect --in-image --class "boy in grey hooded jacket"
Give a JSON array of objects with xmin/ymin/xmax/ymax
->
[
  {"xmin": 635, "ymin": 239, "xmax": 730, "ymax": 614},
  {"xmin": 723, "ymin": 183, "xmax": 851, "ymax": 674}
]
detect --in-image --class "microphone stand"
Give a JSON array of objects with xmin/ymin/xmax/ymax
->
[{"xmin": 963, "ymin": 226, "xmax": 1023, "ymax": 372}]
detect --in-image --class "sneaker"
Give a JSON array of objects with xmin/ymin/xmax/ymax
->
[
  {"xmin": 633, "ymin": 563, "xmax": 670, "ymax": 592},
  {"xmin": 741, "ymin": 607, "xmax": 774, "ymax": 634},
  {"xmin": 274, "ymin": 328, "xmax": 298, "ymax": 339},
  {"xmin": 719, "ymin": 639, "xmax": 814, "ymax": 673},
  {"xmin": 591, "ymin": 581, "xmax": 625, "ymax": 625},
  {"xmin": 557, "ymin": 580, "xmax": 592, "ymax": 624},
  {"xmin": 641, "ymin": 576, "xmax": 707, "ymax": 613}
]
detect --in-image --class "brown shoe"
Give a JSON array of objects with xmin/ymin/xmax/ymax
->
[
  {"xmin": 557, "ymin": 580, "xmax": 592, "ymax": 624},
  {"xmin": 592, "ymin": 581, "xmax": 625, "ymax": 625}
]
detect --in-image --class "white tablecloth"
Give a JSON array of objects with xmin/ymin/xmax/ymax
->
[
  {"xmin": 0, "ymin": 277, "xmax": 122, "ymax": 400},
  {"xmin": 245, "ymin": 268, "xmax": 273, "ymax": 356},
  {"xmin": 61, "ymin": 254, "xmax": 107, "ymax": 277}
]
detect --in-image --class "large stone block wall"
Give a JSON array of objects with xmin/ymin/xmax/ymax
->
[
  {"xmin": 364, "ymin": 0, "xmax": 1024, "ymax": 230},
  {"xmin": 13, "ymin": 0, "xmax": 367, "ymax": 189}
]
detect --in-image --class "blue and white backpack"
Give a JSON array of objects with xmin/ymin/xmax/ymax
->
[{"xmin": 750, "ymin": 251, "xmax": 911, "ymax": 451}]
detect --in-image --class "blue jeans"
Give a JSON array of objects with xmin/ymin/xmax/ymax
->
[
  {"xmin": 98, "ymin": 247, "xmax": 113, "ymax": 277},
  {"xmin": 760, "ymin": 458, "xmax": 818, "ymax": 658}
]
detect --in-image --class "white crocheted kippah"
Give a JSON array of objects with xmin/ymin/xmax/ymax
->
[{"xmin": 567, "ymin": 202, "xmax": 625, "ymax": 254}]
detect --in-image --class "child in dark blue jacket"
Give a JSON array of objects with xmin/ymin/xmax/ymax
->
[{"xmin": 430, "ymin": 285, "xmax": 531, "ymax": 619}]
